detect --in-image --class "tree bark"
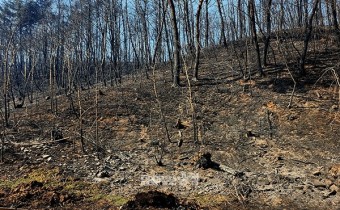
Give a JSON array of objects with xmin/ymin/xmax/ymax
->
[
  {"xmin": 216, "ymin": 0, "xmax": 227, "ymax": 47},
  {"xmin": 193, "ymin": 0, "xmax": 204, "ymax": 81},
  {"xmin": 263, "ymin": 0, "xmax": 272, "ymax": 66},
  {"xmin": 248, "ymin": 0, "xmax": 264, "ymax": 77},
  {"xmin": 168, "ymin": 0, "xmax": 181, "ymax": 87},
  {"xmin": 329, "ymin": 0, "xmax": 340, "ymax": 45},
  {"xmin": 205, "ymin": 0, "xmax": 209, "ymax": 47},
  {"xmin": 299, "ymin": 0, "xmax": 320, "ymax": 76}
]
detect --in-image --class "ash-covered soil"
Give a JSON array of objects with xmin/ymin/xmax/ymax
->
[{"xmin": 1, "ymin": 46, "xmax": 340, "ymax": 209}]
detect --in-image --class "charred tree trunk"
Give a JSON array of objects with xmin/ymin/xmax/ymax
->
[
  {"xmin": 263, "ymin": 0, "xmax": 272, "ymax": 66},
  {"xmin": 299, "ymin": 0, "xmax": 320, "ymax": 76},
  {"xmin": 193, "ymin": 0, "xmax": 204, "ymax": 81},
  {"xmin": 248, "ymin": 0, "xmax": 264, "ymax": 77},
  {"xmin": 329, "ymin": 0, "xmax": 340, "ymax": 45},
  {"xmin": 168, "ymin": 0, "xmax": 181, "ymax": 87},
  {"xmin": 216, "ymin": 0, "xmax": 227, "ymax": 47},
  {"xmin": 205, "ymin": 0, "xmax": 209, "ymax": 47}
]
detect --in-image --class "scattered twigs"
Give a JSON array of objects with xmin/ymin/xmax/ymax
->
[
  {"xmin": 313, "ymin": 66, "xmax": 340, "ymax": 127},
  {"xmin": 313, "ymin": 67, "xmax": 340, "ymax": 107},
  {"xmin": 75, "ymin": 132, "xmax": 105, "ymax": 153},
  {"xmin": 275, "ymin": 34, "xmax": 297, "ymax": 108},
  {"xmin": 182, "ymin": 59, "xmax": 198, "ymax": 144},
  {"xmin": 9, "ymin": 137, "xmax": 70, "ymax": 146}
]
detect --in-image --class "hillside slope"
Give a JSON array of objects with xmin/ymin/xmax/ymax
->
[{"xmin": 0, "ymin": 42, "xmax": 340, "ymax": 209}]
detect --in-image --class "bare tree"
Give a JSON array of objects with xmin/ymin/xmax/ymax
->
[
  {"xmin": 263, "ymin": 0, "xmax": 272, "ymax": 66},
  {"xmin": 216, "ymin": 0, "xmax": 227, "ymax": 47},
  {"xmin": 193, "ymin": 0, "xmax": 205, "ymax": 81},
  {"xmin": 248, "ymin": 0, "xmax": 264, "ymax": 77},
  {"xmin": 328, "ymin": 0, "xmax": 340, "ymax": 45},
  {"xmin": 168, "ymin": 0, "xmax": 181, "ymax": 87},
  {"xmin": 299, "ymin": 0, "xmax": 320, "ymax": 76}
]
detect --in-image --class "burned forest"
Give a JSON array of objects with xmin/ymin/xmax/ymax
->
[{"xmin": 0, "ymin": 0, "xmax": 340, "ymax": 209}]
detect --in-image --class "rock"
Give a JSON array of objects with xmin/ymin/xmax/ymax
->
[
  {"xmin": 255, "ymin": 139, "xmax": 268, "ymax": 148},
  {"xmin": 323, "ymin": 189, "xmax": 337, "ymax": 199},
  {"xmin": 219, "ymin": 164, "xmax": 243, "ymax": 177},
  {"xmin": 312, "ymin": 170, "xmax": 322, "ymax": 176},
  {"xmin": 303, "ymin": 185, "xmax": 312, "ymax": 192},
  {"xmin": 329, "ymin": 184, "xmax": 339, "ymax": 192},
  {"xmin": 105, "ymin": 155, "xmax": 112, "ymax": 162},
  {"xmin": 206, "ymin": 173, "xmax": 214, "ymax": 179},
  {"xmin": 150, "ymin": 140, "xmax": 160, "ymax": 146},
  {"xmin": 257, "ymin": 177, "xmax": 270, "ymax": 186},
  {"xmin": 96, "ymin": 170, "xmax": 110, "ymax": 178},
  {"xmin": 324, "ymin": 179, "xmax": 333, "ymax": 188},
  {"xmin": 245, "ymin": 130, "xmax": 258, "ymax": 138},
  {"xmin": 312, "ymin": 179, "xmax": 326, "ymax": 189},
  {"xmin": 114, "ymin": 177, "xmax": 127, "ymax": 184},
  {"xmin": 93, "ymin": 177, "xmax": 110, "ymax": 182},
  {"xmin": 294, "ymin": 185, "xmax": 304, "ymax": 190},
  {"xmin": 198, "ymin": 178, "xmax": 207, "ymax": 183},
  {"xmin": 329, "ymin": 164, "xmax": 340, "ymax": 178},
  {"xmin": 47, "ymin": 157, "xmax": 52, "ymax": 162},
  {"xmin": 257, "ymin": 185, "xmax": 275, "ymax": 191},
  {"xmin": 51, "ymin": 128, "xmax": 64, "ymax": 141},
  {"xmin": 42, "ymin": 155, "xmax": 50, "ymax": 159},
  {"xmin": 330, "ymin": 105, "xmax": 338, "ymax": 111},
  {"xmin": 196, "ymin": 152, "xmax": 213, "ymax": 169}
]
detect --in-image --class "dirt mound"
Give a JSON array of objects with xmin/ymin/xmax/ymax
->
[
  {"xmin": 1, "ymin": 180, "xmax": 79, "ymax": 208},
  {"xmin": 121, "ymin": 190, "xmax": 199, "ymax": 210}
]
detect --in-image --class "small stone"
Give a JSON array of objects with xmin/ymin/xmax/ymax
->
[
  {"xmin": 294, "ymin": 185, "xmax": 304, "ymax": 190},
  {"xmin": 277, "ymin": 156, "xmax": 284, "ymax": 161},
  {"xmin": 329, "ymin": 184, "xmax": 339, "ymax": 192},
  {"xmin": 312, "ymin": 179, "xmax": 326, "ymax": 189},
  {"xmin": 325, "ymin": 179, "xmax": 333, "ymax": 188},
  {"xmin": 329, "ymin": 164, "xmax": 340, "ymax": 178},
  {"xmin": 42, "ymin": 155, "xmax": 50, "ymax": 159},
  {"xmin": 113, "ymin": 178, "xmax": 127, "ymax": 184},
  {"xmin": 150, "ymin": 140, "xmax": 160, "ymax": 146},
  {"xmin": 206, "ymin": 173, "xmax": 214, "ymax": 179},
  {"xmin": 303, "ymin": 185, "xmax": 311, "ymax": 192},
  {"xmin": 255, "ymin": 139, "xmax": 268, "ymax": 148},
  {"xmin": 93, "ymin": 177, "xmax": 109, "ymax": 182},
  {"xmin": 312, "ymin": 170, "xmax": 321, "ymax": 176},
  {"xmin": 47, "ymin": 157, "xmax": 52, "ymax": 162},
  {"xmin": 96, "ymin": 170, "xmax": 110, "ymax": 178},
  {"xmin": 105, "ymin": 156, "xmax": 112, "ymax": 161},
  {"xmin": 119, "ymin": 167, "xmax": 126, "ymax": 171},
  {"xmin": 331, "ymin": 105, "xmax": 338, "ymax": 110},
  {"xmin": 323, "ymin": 190, "xmax": 337, "ymax": 199}
]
